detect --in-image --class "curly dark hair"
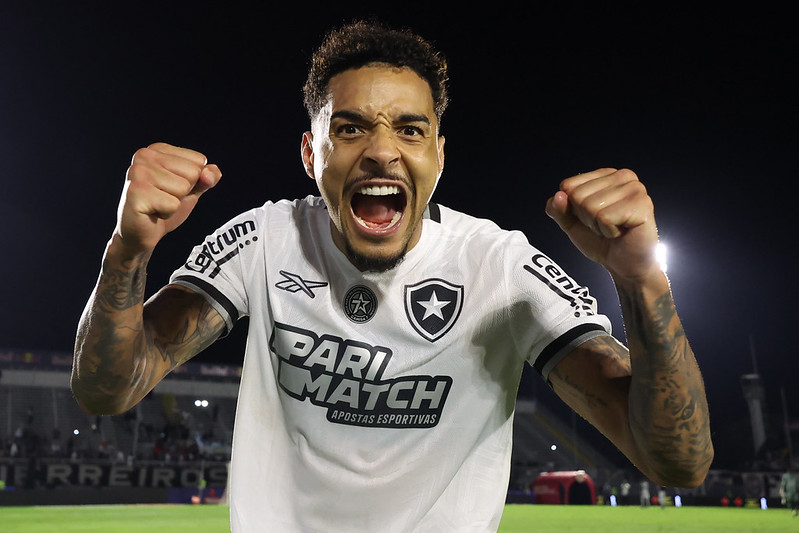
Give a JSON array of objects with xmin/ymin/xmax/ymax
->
[{"xmin": 303, "ymin": 20, "xmax": 449, "ymax": 127}]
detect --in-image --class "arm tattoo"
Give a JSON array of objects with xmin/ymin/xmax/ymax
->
[
  {"xmin": 618, "ymin": 285, "xmax": 713, "ymax": 484},
  {"xmin": 144, "ymin": 298, "xmax": 225, "ymax": 370},
  {"xmin": 553, "ymin": 335, "xmax": 629, "ymax": 411},
  {"xmin": 94, "ymin": 255, "xmax": 148, "ymax": 312},
  {"xmin": 74, "ymin": 251, "xmax": 224, "ymax": 413}
]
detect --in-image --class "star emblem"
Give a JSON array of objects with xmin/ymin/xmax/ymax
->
[
  {"xmin": 417, "ymin": 291, "xmax": 451, "ymax": 321},
  {"xmin": 350, "ymin": 293, "xmax": 371, "ymax": 315},
  {"xmin": 404, "ymin": 279, "xmax": 464, "ymax": 342}
]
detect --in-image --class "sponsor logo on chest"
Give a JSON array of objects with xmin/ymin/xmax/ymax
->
[{"xmin": 270, "ymin": 323, "xmax": 452, "ymax": 429}]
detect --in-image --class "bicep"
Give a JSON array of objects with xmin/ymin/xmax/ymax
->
[
  {"xmin": 142, "ymin": 284, "xmax": 226, "ymax": 375},
  {"xmin": 548, "ymin": 335, "xmax": 642, "ymax": 466}
]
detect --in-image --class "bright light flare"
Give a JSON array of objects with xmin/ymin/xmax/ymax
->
[{"xmin": 656, "ymin": 242, "xmax": 668, "ymax": 273}]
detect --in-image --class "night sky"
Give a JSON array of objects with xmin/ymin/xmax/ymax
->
[{"xmin": 1, "ymin": 3, "xmax": 795, "ymax": 468}]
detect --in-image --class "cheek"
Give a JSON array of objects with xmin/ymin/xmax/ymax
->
[
  {"xmin": 409, "ymin": 158, "xmax": 441, "ymax": 204},
  {"xmin": 312, "ymin": 143, "xmax": 332, "ymax": 177}
]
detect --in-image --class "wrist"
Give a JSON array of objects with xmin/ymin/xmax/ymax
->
[
  {"xmin": 105, "ymin": 233, "xmax": 154, "ymax": 269},
  {"xmin": 610, "ymin": 267, "xmax": 671, "ymax": 297}
]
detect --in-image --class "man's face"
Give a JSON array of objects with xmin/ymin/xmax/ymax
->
[{"xmin": 301, "ymin": 65, "xmax": 445, "ymax": 272}]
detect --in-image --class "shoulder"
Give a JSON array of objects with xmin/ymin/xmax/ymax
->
[
  {"xmin": 434, "ymin": 203, "xmax": 506, "ymax": 234},
  {"xmin": 432, "ymin": 203, "xmax": 532, "ymax": 253},
  {"xmin": 224, "ymin": 196, "xmax": 325, "ymax": 232}
]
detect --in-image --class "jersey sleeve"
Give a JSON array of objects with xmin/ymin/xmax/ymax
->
[
  {"xmin": 168, "ymin": 207, "xmax": 263, "ymax": 336},
  {"xmin": 502, "ymin": 231, "xmax": 612, "ymax": 383}
]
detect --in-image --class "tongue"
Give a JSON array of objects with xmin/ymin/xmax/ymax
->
[{"xmin": 352, "ymin": 195, "xmax": 397, "ymax": 225}]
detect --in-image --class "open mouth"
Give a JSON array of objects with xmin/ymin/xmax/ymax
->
[{"xmin": 350, "ymin": 184, "xmax": 406, "ymax": 233}]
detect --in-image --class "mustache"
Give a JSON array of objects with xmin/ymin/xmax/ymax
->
[{"xmin": 349, "ymin": 172, "xmax": 413, "ymax": 193}]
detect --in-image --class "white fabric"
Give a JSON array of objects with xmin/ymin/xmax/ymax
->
[{"xmin": 170, "ymin": 196, "xmax": 611, "ymax": 532}]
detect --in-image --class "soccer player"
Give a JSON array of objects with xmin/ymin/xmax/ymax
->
[
  {"xmin": 780, "ymin": 468, "xmax": 798, "ymax": 516},
  {"xmin": 71, "ymin": 20, "xmax": 713, "ymax": 531}
]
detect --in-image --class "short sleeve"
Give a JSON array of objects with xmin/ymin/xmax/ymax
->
[
  {"xmin": 503, "ymin": 232, "xmax": 612, "ymax": 382},
  {"xmin": 169, "ymin": 208, "xmax": 263, "ymax": 335}
]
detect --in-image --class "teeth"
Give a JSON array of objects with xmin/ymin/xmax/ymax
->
[{"xmin": 358, "ymin": 185, "xmax": 400, "ymax": 196}]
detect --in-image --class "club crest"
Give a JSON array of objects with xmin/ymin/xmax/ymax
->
[
  {"xmin": 344, "ymin": 285, "xmax": 378, "ymax": 323},
  {"xmin": 404, "ymin": 279, "xmax": 464, "ymax": 342}
]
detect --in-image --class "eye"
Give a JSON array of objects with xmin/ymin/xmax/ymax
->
[
  {"xmin": 336, "ymin": 124, "xmax": 363, "ymax": 136},
  {"xmin": 399, "ymin": 126, "xmax": 424, "ymax": 137}
]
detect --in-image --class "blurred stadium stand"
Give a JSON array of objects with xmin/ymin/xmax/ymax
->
[{"xmin": 0, "ymin": 349, "xmax": 792, "ymax": 508}]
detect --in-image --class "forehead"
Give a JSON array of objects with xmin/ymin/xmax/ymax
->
[{"xmin": 325, "ymin": 66, "xmax": 436, "ymax": 121}]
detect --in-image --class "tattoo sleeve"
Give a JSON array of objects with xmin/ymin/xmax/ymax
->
[
  {"xmin": 617, "ymin": 278, "xmax": 714, "ymax": 486},
  {"xmin": 72, "ymin": 242, "xmax": 224, "ymax": 415}
]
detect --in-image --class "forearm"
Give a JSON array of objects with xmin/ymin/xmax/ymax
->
[
  {"xmin": 72, "ymin": 237, "xmax": 156, "ymax": 415},
  {"xmin": 615, "ymin": 270, "xmax": 713, "ymax": 487}
]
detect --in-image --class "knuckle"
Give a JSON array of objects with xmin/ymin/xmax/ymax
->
[
  {"xmin": 131, "ymin": 146, "xmax": 154, "ymax": 163},
  {"xmin": 164, "ymin": 194, "xmax": 182, "ymax": 213},
  {"xmin": 625, "ymin": 179, "xmax": 648, "ymax": 197},
  {"xmin": 125, "ymin": 162, "xmax": 151, "ymax": 182},
  {"xmin": 560, "ymin": 176, "xmax": 577, "ymax": 191},
  {"xmin": 595, "ymin": 209, "xmax": 614, "ymax": 226},
  {"xmin": 617, "ymin": 168, "xmax": 639, "ymax": 181}
]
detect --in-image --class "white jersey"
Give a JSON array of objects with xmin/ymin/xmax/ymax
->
[{"xmin": 170, "ymin": 196, "xmax": 611, "ymax": 532}]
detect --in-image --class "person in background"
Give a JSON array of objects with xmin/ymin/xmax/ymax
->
[
  {"xmin": 640, "ymin": 479, "xmax": 651, "ymax": 507},
  {"xmin": 780, "ymin": 468, "xmax": 799, "ymax": 517}
]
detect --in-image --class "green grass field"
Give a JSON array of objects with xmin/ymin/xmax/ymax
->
[{"xmin": 0, "ymin": 503, "xmax": 795, "ymax": 532}]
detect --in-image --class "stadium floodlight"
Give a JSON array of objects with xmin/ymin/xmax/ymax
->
[
  {"xmin": 550, "ymin": 444, "xmax": 557, "ymax": 451},
  {"xmin": 195, "ymin": 399, "xmax": 209, "ymax": 408},
  {"xmin": 73, "ymin": 429, "xmax": 80, "ymax": 436},
  {"xmin": 656, "ymin": 242, "xmax": 668, "ymax": 273}
]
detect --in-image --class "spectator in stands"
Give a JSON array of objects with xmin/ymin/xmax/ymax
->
[
  {"xmin": 780, "ymin": 467, "xmax": 799, "ymax": 517},
  {"xmin": 71, "ymin": 19, "xmax": 714, "ymax": 531},
  {"xmin": 640, "ymin": 479, "xmax": 651, "ymax": 507},
  {"xmin": 620, "ymin": 479, "xmax": 631, "ymax": 505},
  {"xmin": 657, "ymin": 486, "xmax": 667, "ymax": 508},
  {"xmin": 568, "ymin": 471, "xmax": 592, "ymax": 504}
]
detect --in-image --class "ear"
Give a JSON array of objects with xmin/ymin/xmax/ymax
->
[{"xmin": 301, "ymin": 131, "xmax": 315, "ymax": 179}]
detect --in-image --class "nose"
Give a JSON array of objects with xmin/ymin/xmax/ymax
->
[{"xmin": 362, "ymin": 126, "xmax": 400, "ymax": 169}]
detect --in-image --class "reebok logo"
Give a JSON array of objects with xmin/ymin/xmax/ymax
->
[{"xmin": 275, "ymin": 270, "xmax": 328, "ymax": 298}]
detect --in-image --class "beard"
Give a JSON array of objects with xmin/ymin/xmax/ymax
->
[{"xmin": 344, "ymin": 238, "xmax": 409, "ymax": 272}]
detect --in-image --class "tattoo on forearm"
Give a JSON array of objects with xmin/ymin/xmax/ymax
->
[
  {"xmin": 145, "ymin": 300, "xmax": 224, "ymax": 370},
  {"xmin": 75, "ymin": 252, "xmax": 224, "ymax": 412},
  {"xmin": 94, "ymin": 256, "xmax": 148, "ymax": 312},
  {"xmin": 619, "ymin": 286, "xmax": 713, "ymax": 483}
]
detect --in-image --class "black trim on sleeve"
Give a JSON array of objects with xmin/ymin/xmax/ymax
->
[
  {"xmin": 172, "ymin": 274, "xmax": 239, "ymax": 333},
  {"xmin": 533, "ymin": 323, "xmax": 607, "ymax": 376}
]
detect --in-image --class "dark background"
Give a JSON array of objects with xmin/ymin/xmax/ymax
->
[{"xmin": 1, "ymin": 2, "xmax": 795, "ymax": 469}]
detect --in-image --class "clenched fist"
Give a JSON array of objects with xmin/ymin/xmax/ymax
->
[
  {"xmin": 115, "ymin": 143, "xmax": 222, "ymax": 254},
  {"xmin": 545, "ymin": 168, "xmax": 660, "ymax": 283}
]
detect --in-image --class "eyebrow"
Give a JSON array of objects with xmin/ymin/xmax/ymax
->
[{"xmin": 330, "ymin": 110, "xmax": 431, "ymax": 125}]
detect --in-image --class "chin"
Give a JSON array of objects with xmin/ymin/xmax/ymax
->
[{"xmin": 345, "ymin": 241, "xmax": 408, "ymax": 273}]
